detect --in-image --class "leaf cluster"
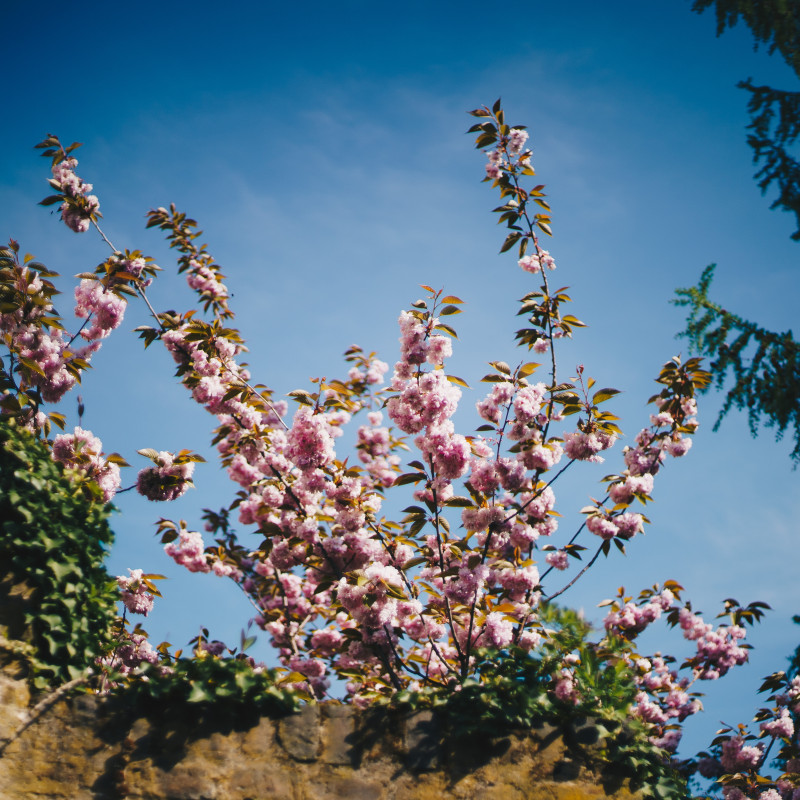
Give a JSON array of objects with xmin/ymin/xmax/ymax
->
[
  {"xmin": 468, "ymin": 100, "xmax": 553, "ymax": 250},
  {"xmin": 118, "ymin": 654, "xmax": 302, "ymax": 722},
  {"xmin": 146, "ymin": 204, "xmax": 233, "ymax": 319}
]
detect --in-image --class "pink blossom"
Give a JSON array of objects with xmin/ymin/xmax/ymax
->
[
  {"xmin": 398, "ymin": 310, "xmax": 429, "ymax": 364},
  {"xmin": 563, "ymin": 429, "xmax": 616, "ymax": 462},
  {"xmin": 720, "ymin": 736, "xmax": 762, "ymax": 772},
  {"xmin": 286, "ymin": 407, "xmax": 335, "ymax": 470},
  {"xmin": 116, "ymin": 569, "xmax": 155, "ymax": 616},
  {"xmin": 518, "ymin": 250, "xmax": 556, "ymax": 274},
  {"xmin": 608, "ymin": 473, "xmax": 654, "ymax": 505},
  {"xmin": 336, "ymin": 563, "xmax": 405, "ymax": 629},
  {"xmin": 102, "ymin": 633, "xmax": 159, "ymax": 675},
  {"xmin": 518, "ymin": 629, "xmax": 542, "ymax": 651},
  {"xmin": 426, "ymin": 335, "xmax": 452, "ymax": 366},
  {"xmin": 650, "ymin": 730, "xmax": 681, "ymax": 752},
  {"xmin": 532, "ymin": 337, "xmax": 549, "ymax": 353},
  {"xmin": 518, "ymin": 255, "xmax": 542, "ymax": 274},
  {"xmin": 697, "ymin": 757, "xmax": 723, "ymax": 779},
  {"xmin": 605, "ymin": 599, "xmax": 664, "ymax": 637},
  {"xmin": 650, "ymin": 411, "xmax": 674, "ymax": 427},
  {"xmin": 587, "ymin": 514, "xmax": 619, "ymax": 540},
  {"xmin": 496, "ymin": 564, "xmax": 540, "ymax": 600},
  {"xmin": 388, "ymin": 371, "xmax": 461, "ymax": 434},
  {"xmin": 365, "ymin": 359, "xmax": 389, "ymax": 384},
  {"xmin": 74, "ymin": 279, "xmax": 127, "ymax": 340},
  {"xmin": 186, "ymin": 259, "xmax": 228, "ymax": 300},
  {"xmin": 507, "ymin": 128, "xmax": 529, "ymax": 157},
  {"xmin": 760, "ymin": 709, "xmax": 795, "ymax": 739},
  {"xmin": 614, "ymin": 512, "xmax": 644, "ymax": 539},
  {"xmin": 681, "ymin": 397, "xmax": 698, "ymax": 416},
  {"xmin": 52, "ymin": 426, "xmax": 121, "ymax": 502},
  {"xmin": 518, "ymin": 484, "xmax": 556, "ymax": 522},
  {"xmin": 485, "ymin": 162, "xmax": 503, "ymax": 180},
  {"xmin": 546, "ymin": 550, "xmax": 569, "ymax": 570},
  {"xmin": 476, "ymin": 382, "xmax": 514, "ymax": 425},
  {"xmin": 513, "ymin": 383, "xmax": 546, "ymax": 423},
  {"xmin": 164, "ymin": 529, "xmax": 210, "ymax": 573},
  {"xmin": 137, "ymin": 452, "xmax": 195, "ymax": 502},
  {"xmin": 483, "ymin": 612, "xmax": 514, "ymax": 647},
  {"xmin": 665, "ymin": 436, "xmax": 692, "ymax": 457},
  {"xmin": 200, "ymin": 640, "xmax": 227, "ymax": 656},
  {"xmin": 518, "ymin": 441, "xmax": 563, "ymax": 472},
  {"xmin": 51, "ymin": 158, "xmax": 100, "ymax": 233},
  {"xmin": 470, "ymin": 459, "xmax": 500, "ymax": 493},
  {"xmin": 211, "ymin": 558, "xmax": 243, "ymax": 581},
  {"xmin": 623, "ymin": 441, "xmax": 665, "ymax": 476},
  {"xmin": 496, "ymin": 457, "xmax": 527, "ymax": 491},
  {"xmin": 553, "ymin": 670, "xmax": 578, "ymax": 703}
]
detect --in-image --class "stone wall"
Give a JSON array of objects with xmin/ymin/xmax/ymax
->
[{"xmin": 0, "ymin": 662, "xmax": 643, "ymax": 800}]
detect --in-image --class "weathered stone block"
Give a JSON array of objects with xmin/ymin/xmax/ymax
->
[
  {"xmin": 304, "ymin": 773, "xmax": 383, "ymax": 800},
  {"xmin": 322, "ymin": 704, "xmax": 357, "ymax": 766},
  {"xmin": 403, "ymin": 710, "xmax": 440, "ymax": 772},
  {"xmin": 279, "ymin": 703, "xmax": 321, "ymax": 762}
]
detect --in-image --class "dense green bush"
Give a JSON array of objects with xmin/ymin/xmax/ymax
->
[{"xmin": 0, "ymin": 419, "xmax": 118, "ymax": 687}]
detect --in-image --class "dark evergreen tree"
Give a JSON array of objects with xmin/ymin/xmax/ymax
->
[
  {"xmin": 676, "ymin": 2, "xmax": 799, "ymax": 463},
  {"xmin": 674, "ymin": 265, "xmax": 800, "ymax": 463},
  {"xmin": 693, "ymin": 0, "xmax": 800, "ymax": 235}
]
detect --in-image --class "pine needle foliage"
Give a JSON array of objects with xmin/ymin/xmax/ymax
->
[
  {"xmin": 691, "ymin": 0, "xmax": 800, "ymax": 73},
  {"xmin": 674, "ymin": 265, "xmax": 800, "ymax": 463},
  {"xmin": 693, "ymin": 0, "xmax": 800, "ymax": 239}
]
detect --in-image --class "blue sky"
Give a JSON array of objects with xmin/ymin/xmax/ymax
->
[{"xmin": 3, "ymin": 0, "xmax": 799, "ymax": 756}]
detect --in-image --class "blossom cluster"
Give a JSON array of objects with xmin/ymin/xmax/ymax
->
[
  {"xmin": 49, "ymin": 157, "xmax": 99, "ymax": 234},
  {"xmin": 694, "ymin": 671, "xmax": 800, "ymax": 799},
  {"xmin": 600, "ymin": 583, "xmax": 762, "ymax": 754},
  {"xmin": 136, "ymin": 450, "xmax": 197, "ymax": 502},
  {"xmin": 0, "ymin": 249, "xmax": 85, "ymax": 406},
  {"xmin": 10, "ymin": 105, "xmax": 748, "ymax": 739},
  {"xmin": 52, "ymin": 426, "xmax": 122, "ymax": 502},
  {"xmin": 98, "ymin": 633, "xmax": 159, "ymax": 676},
  {"xmin": 117, "ymin": 569, "xmax": 155, "ymax": 616}
]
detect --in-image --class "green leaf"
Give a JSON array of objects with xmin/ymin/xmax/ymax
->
[
  {"xmin": 444, "ymin": 496, "xmax": 474, "ymax": 508},
  {"xmin": 187, "ymin": 683, "xmax": 212, "ymax": 703},
  {"xmin": 394, "ymin": 472, "xmax": 427, "ymax": 486},
  {"xmin": 592, "ymin": 388, "xmax": 620, "ymax": 404},
  {"xmin": 18, "ymin": 356, "xmax": 47, "ymax": 378},
  {"xmin": 137, "ymin": 448, "xmax": 161, "ymax": 461},
  {"xmin": 518, "ymin": 362, "xmax": 540, "ymax": 378},
  {"xmin": 499, "ymin": 232, "xmax": 521, "ymax": 253},
  {"xmin": 434, "ymin": 323, "xmax": 458, "ymax": 339}
]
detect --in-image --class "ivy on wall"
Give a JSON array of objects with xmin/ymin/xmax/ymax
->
[{"xmin": 0, "ymin": 419, "xmax": 118, "ymax": 688}]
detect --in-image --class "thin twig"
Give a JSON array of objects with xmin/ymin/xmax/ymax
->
[{"xmin": 0, "ymin": 672, "xmax": 90, "ymax": 756}]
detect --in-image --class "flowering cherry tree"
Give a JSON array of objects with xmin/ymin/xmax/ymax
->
[{"xmin": 2, "ymin": 100, "xmax": 794, "ymax": 798}]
